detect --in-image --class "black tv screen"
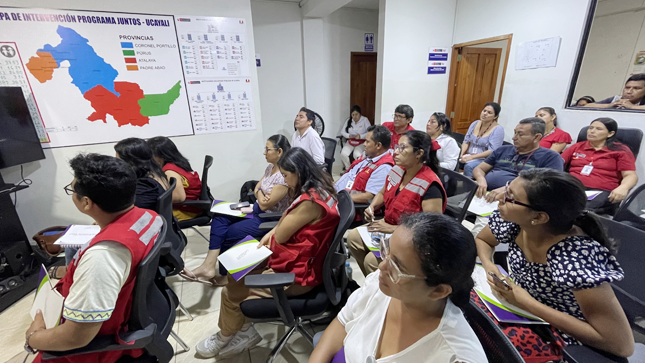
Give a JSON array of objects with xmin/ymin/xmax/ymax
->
[{"xmin": 0, "ymin": 87, "xmax": 45, "ymax": 169}]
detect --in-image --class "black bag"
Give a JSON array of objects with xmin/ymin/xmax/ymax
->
[{"xmin": 240, "ymin": 180, "xmax": 259, "ymax": 204}]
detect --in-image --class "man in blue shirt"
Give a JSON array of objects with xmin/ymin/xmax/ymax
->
[
  {"xmin": 473, "ymin": 117, "xmax": 563, "ymax": 201},
  {"xmin": 335, "ymin": 125, "xmax": 394, "ymax": 204}
]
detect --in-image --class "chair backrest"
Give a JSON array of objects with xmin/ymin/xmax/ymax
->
[
  {"xmin": 502, "ymin": 140, "xmax": 512, "ymax": 146},
  {"xmin": 322, "ymin": 190, "xmax": 355, "ymax": 306},
  {"xmin": 313, "ymin": 112, "xmax": 325, "ymax": 136},
  {"xmin": 156, "ymin": 177, "xmax": 186, "ymax": 275},
  {"xmin": 614, "ymin": 184, "xmax": 645, "ymax": 231},
  {"xmin": 321, "ymin": 137, "xmax": 337, "ymax": 175},
  {"xmin": 452, "ymin": 132, "xmax": 465, "ymax": 145},
  {"xmin": 461, "ymin": 299, "xmax": 524, "ymax": 363},
  {"xmin": 200, "ymin": 155, "xmax": 214, "ymax": 201},
  {"xmin": 576, "ymin": 126, "xmax": 643, "ymax": 159},
  {"xmin": 598, "ymin": 216, "xmax": 645, "ymax": 331},
  {"xmin": 129, "ymin": 218, "xmax": 170, "ymax": 332},
  {"xmin": 439, "ymin": 167, "xmax": 478, "ymax": 223}
]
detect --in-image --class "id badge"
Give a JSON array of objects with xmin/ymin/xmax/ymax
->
[
  {"xmin": 345, "ymin": 180, "xmax": 354, "ymax": 191},
  {"xmin": 581, "ymin": 164, "xmax": 593, "ymax": 176}
]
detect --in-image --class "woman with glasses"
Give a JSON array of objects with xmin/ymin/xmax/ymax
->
[
  {"xmin": 347, "ymin": 130, "xmax": 446, "ymax": 276},
  {"xmin": 181, "ymin": 134, "xmax": 291, "ymax": 286},
  {"xmin": 382, "ymin": 104, "xmax": 415, "ymax": 150},
  {"xmin": 460, "ymin": 102, "xmax": 505, "ymax": 176},
  {"xmin": 476, "ymin": 168, "xmax": 633, "ymax": 358},
  {"xmin": 310, "ymin": 213, "xmax": 487, "ymax": 363}
]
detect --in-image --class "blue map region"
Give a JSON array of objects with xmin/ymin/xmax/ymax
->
[{"xmin": 39, "ymin": 26, "xmax": 120, "ymax": 96}]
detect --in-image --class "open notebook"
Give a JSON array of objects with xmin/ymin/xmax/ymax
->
[
  {"xmin": 54, "ymin": 225, "xmax": 101, "ymax": 248},
  {"xmin": 210, "ymin": 200, "xmax": 254, "ymax": 219},
  {"xmin": 217, "ymin": 235, "xmax": 273, "ymax": 281}
]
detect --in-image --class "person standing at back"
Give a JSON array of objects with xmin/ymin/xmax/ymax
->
[
  {"xmin": 292, "ymin": 107, "xmax": 325, "ymax": 165},
  {"xmin": 382, "ymin": 104, "xmax": 415, "ymax": 150}
]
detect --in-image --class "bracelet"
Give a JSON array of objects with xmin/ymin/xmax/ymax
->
[{"xmin": 24, "ymin": 330, "xmax": 42, "ymax": 354}]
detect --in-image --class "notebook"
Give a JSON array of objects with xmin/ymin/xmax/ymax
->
[
  {"xmin": 472, "ymin": 264, "xmax": 548, "ymax": 325},
  {"xmin": 217, "ymin": 235, "xmax": 273, "ymax": 281},
  {"xmin": 210, "ymin": 200, "xmax": 254, "ymax": 219},
  {"xmin": 357, "ymin": 226, "xmax": 390, "ymax": 258},
  {"xmin": 54, "ymin": 225, "xmax": 101, "ymax": 248},
  {"xmin": 585, "ymin": 190, "xmax": 602, "ymax": 200},
  {"xmin": 467, "ymin": 195, "xmax": 499, "ymax": 217},
  {"xmin": 31, "ymin": 265, "xmax": 64, "ymax": 329}
]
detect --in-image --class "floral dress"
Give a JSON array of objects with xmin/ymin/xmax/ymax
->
[{"xmin": 488, "ymin": 210, "xmax": 624, "ymax": 345}]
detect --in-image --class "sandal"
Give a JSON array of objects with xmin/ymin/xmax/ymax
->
[{"xmin": 179, "ymin": 269, "xmax": 227, "ymax": 287}]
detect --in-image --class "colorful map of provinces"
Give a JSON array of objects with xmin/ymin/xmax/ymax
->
[{"xmin": 26, "ymin": 25, "xmax": 182, "ymax": 127}]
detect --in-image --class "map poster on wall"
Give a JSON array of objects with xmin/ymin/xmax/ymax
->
[
  {"xmin": 175, "ymin": 16, "xmax": 256, "ymax": 134},
  {"xmin": 0, "ymin": 7, "xmax": 193, "ymax": 148}
]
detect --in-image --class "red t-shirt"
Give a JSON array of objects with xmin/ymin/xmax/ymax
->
[
  {"xmin": 561, "ymin": 141, "xmax": 636, "ymax": 191},
  {"xmin": 540, "ymin": 127, "xmax": 572, "ymax": 149},
  {"xmin": 382, "ymin": 121, "xmax": 414, "ymax": 150}
]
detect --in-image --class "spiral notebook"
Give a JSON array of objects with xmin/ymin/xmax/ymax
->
[{"xmin": 54, "ymin": 225, "xmax": 101, "ymax": 248}]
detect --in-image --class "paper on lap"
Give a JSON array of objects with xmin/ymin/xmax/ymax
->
[
  {"xmin": 357, "ymin": 226, "xmax": 390, "ymax": 259},
  {"xmin": 467, "ymin": 195, "xmax": 499, "ymax": 217},
  {"xmin": 585, "ymin": 190, "xmax": 602, "ymax": 200},
  {"xmin": 217, "ymin": 235, "xmax": 272, "ymax": 281},
  {"xmin": 210, "ymin": 200, "xmax": 253, "ymax": 219}
]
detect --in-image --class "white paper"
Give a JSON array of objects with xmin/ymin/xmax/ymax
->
[
  {"xmin": 516, "ymin": 36, "xmax": 561, "ymax": 70},
  {"xmin": 585, "ymin": 190, "xmax": 602, "ymax": 200},
  {"xmin": 357, "ymin": 226, "xmax": 390, "ymax": 250},
  {"xmin": 54, "ymin": 225, "xmax": 100, "ymax": 247},
  {"xmin": 31, "ymin": 266, "xmax": 64, "ymax": 329},
  {"xmin": 210, "ymin": 201, "xmax": 249, "ymax": 217},
  {"xmin": 217, "ymin": 241, "xmax": 272, "ymax": 273},
  {"xmin": 467, "ymin": 196, "xmax": 499, "ymax": 216}
]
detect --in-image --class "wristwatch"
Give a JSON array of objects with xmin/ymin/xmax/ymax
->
[{"xmin": 24, "ymin": 330, "xmax": 40, "ymax": 354}]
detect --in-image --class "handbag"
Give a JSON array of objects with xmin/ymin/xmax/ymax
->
[{"xmin": 32, "ymin": 226, "xmax": 67, "ymax": 256}]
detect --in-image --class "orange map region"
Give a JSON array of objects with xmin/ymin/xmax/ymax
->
[
  {"xmin": 26, "ymin": 51, "xmax": 59, "ymax": 83},
  {"xmin": 83, "ymin": 81, "xmax": 150, "ymax": 127}
]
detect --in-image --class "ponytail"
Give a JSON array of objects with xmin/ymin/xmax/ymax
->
[
  {"xmin": 448, "ymin": 278, "xmax": 475, "ymax": 309},
  {"xmin": 425, "ymin": 143, "xmax": 441, "ymax": 176},
  {"xmin": 574, "ymin": 211, "xmax": 619, "ymax": 255}
]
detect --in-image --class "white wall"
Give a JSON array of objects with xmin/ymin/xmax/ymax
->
[
  {"xmin": 453, "ymin": 0, "xmax": 645, "ymax": 184},
  {"xmin": 376, "ymin": 0, "xmax": 457, "ymax": 130},
  {"xmin": 0, "ymin": 0, "xmax": 267, "ymax": 238}
]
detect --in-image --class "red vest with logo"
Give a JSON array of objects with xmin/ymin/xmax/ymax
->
[
  {"xmin": 35, "ymin": 207, "xmax": 163, "ymax": 363},
  {"xmin": 163, "ymin": 163, "xmax": 202, "ymax": 214},
  {"xmin": 346, "ymin": 152, "xmax": 395, "ymax": 193},
  {"xmin": 383, "ymin": 165, "xmax": 447, "ymax": 225},
  {"xmin": 268, "ymin": 189, "xmax": 340, "ymax": 286}
]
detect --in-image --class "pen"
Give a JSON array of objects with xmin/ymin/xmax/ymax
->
[
  {"xmin": 488, "ymin": 271, "xmax": 512, "ymax": 290},
  {"xmin": 368, "ymin": 206, "xmax": 374, "ymax": 223}
]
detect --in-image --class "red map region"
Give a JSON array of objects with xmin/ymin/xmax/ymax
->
[{"xmin": 83, "ymin": 81, "xmax": 150, "ymax": 127}]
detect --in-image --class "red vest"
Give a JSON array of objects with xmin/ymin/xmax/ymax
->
[
  {"xmin": 383, "ymin": 165, "xmax": 447, "ymax": 225},
  {"xmin": 35, "ymin": 207, "xmax": 163, "ymax": 363},
  {"xmin": 268, "ymin": 189, "xmax": 340, "ymax": 286},
  {"xmin": 163, "ymin": 163, "xmax": 202, "ymax": 214},
  {"xmin": 346, "ymin": 152, "xmax": 395, "ymax": 193}
]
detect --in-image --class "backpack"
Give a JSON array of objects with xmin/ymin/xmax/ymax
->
[{"xmin": 240, "ymin": 180, "xmax": 259, "ymax": 204}]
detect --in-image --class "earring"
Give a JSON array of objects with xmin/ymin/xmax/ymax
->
[{"xmin": 531, "ymin": 221, "xmax": 536, "ymax": 225}]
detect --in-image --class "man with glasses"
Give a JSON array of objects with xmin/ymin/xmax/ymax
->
[
  {"xmin": 473, "ymin": 117, "xmax": 563, "ymax": 202},
  {"xmin": 335, "ymin": 125, "xmax": 394, "ymax": 205},
  {"xmin": 382, "ymin": 104, "xmax": 415, "ymax": 150},
  {"xmin": 24, "ymin": 154, "xmax": 163, "ymax": 363}
]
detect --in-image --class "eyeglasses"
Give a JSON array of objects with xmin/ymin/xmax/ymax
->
[
  {"xmin": 393, "ymin": 143, "xmax": 417, "ymax": 153},
  {"xmin": 503, "ymin": 181, "xmax": 534, "ymax": 209},
  {"xmin": 63, "ymin": 183, "xmax": 75, "ymax": 196},
  {"xmin": 392, "ymin": 114, "xmax": 407, "ymax": 120},
  {"xmin": 264, "ymin": 147, "xmax": 277, "ymax": 153},
  {"xmin": 379, "ymin": 236, "xmax": 425, "ymax": 284}
]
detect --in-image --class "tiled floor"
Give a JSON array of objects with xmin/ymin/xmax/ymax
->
[{"xmin": 1, "ymin": 225, "xmax": 365, "ymax": 363}]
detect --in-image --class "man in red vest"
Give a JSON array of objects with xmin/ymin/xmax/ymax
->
[
  {"xmin": 334, "ymin": 125, "xmax": 394, "ymax": 205},
  {"xmin": 25, "ymin": 153, "xmax": 163, "ymax": 363}
]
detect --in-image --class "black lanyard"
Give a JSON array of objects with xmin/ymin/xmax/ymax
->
[{"xmin": 512, "ymin": 149, "xmax": 537, "ymax": 171}]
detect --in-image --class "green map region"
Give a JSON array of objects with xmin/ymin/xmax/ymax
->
[{"xmin": 26, "ymin": 25, "xmax": 182, "ymax": 127}]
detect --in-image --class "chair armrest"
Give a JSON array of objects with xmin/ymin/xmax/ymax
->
[
  {"xmin": 258, "ymin": 212, "xmax": 282, "ymax": 220},
  {"xmin": 244, "ymin": 273, "xmax": 295, "ymax": 288},
  {"xmin": 563, "ymin": 345, "xmax": 628, "ymax": 363},
  {"xmin": 258, "ymin": 221, "xmax": 278, "ymax": 231},
  {"xmin": 354, "ymin": 203, "xmax": 369, "ymax": 210},
  {"xmin": 174, "ymin": 200, "xmax": 213, "ymax": 213},
  {"xmin": 42, "ymin": 325, "xmax": 155, "ymax": 360}
]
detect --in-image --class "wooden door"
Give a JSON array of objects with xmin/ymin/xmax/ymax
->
[
  {"xmin": 450, "ymin": 47, "xmax": 501, "ymax": 134},
  {"xmin": 350, "ymin": 52, "xmax": 377, "ymax": 125}
]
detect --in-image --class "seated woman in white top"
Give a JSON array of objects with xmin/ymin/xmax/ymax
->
[
  {"xmin": 340, "ymin": 105, "xmax": 372, "ymax": 170},
  {"xmin": 309, "ymin": 213, "xmax": 487, "ymax": 363},
  {"xmin": 426, "ymin": 112, "xmax": 460, "ymax": 170}
]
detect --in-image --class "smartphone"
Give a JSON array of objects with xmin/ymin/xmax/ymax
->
[
  {"xmin": 229, "ymin": 201, "xmax": 250, "ymax": 210},
  {"xmin": 488, "ymin": 271, "xmax": 512, "ymax": 290}
]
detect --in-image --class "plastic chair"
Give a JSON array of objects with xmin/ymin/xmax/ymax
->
[
  {"xmin": 321, "ymin": 137, "xmax": 338, "ymax": 175},
  {"xmin": 439, "ymin": 167, "xmax": 478, "ymax": 223},
  {"xmin": 43, "ymin": 220, "xmax": 175, "ymax": 362},
  {"xmin": 461, "ymin": 298, "xmax": 524, "ymax": 363},
  {"xmin": 576, "ymin": 126, "xmax": 643, "ymax": 159},
  {"xmin": 176, "ymin": 155, "xmax": 214, "ymax": 241},
  {"xmin": 613, "ymin": 184, "xmax": 645, "ymax": 231},
  {"xmin": 239, "ymin": 190, "xmax": 355, "ymax": 363}
]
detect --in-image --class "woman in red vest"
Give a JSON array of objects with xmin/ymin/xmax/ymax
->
[
  {"xmin": 195, "ymin": 147, "xmax": 340, "ymax": 359},
  {"xmin": 348, "ymin": 130, "xmax": 447, "ymax": 276},
  {"xmin": 148, "ymin": 136, "xmax": 202, "ymax": 221}
]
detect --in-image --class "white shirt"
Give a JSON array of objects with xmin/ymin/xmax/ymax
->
[
  {"xmin": 436, "ymin": 133, "xmax": 461, "ymax": 171},
  {"xmin": 340, "ymin": 116, "xmax": 371, "ymax": 139},
  {"xmin": 63, "ymin": 241, "xmax": 131, "ymax": 322},
  {"xmin": 292, "ymin": 126, "xmax": 325, "ymax": 165},
  {"xmin": 334, "ymin": 151, "xmax": 393, "ymax": 195},
  {"xmin": 338, "ymin": 271, "xmax": 487, "ymax": 363}
]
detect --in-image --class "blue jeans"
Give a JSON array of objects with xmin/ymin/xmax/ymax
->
[
  {"xmin": 65, "ymin": 247, "xmax": 79, "ymax": 265},
  {"xmin": 209, "ymin": 202, "xmax": 271, "ymax": 253},
  {"xmin": 463, "ymin": 159, "xmax": 485, "ymax": 177}
]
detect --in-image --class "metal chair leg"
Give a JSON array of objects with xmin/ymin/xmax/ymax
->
[
  {"xmin": 178, "ymin": 301, "xmax": 193, "ymax": 321},
  {"xmin": 190, "ymin": 226, "xmax": 210, "ymax": 242},
  {"xmin": 170, "ymin": 330, "xmax": 190, "ymax": 352},
  {"xmin": 265, "ymin": 326, "xmax": 297, "ymax": 363}
]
